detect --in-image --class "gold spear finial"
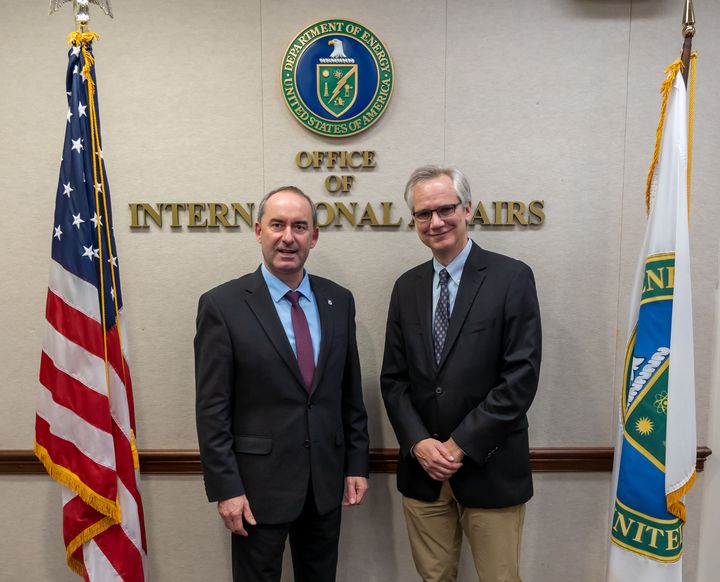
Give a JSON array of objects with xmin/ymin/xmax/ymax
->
[
  {"xmin": 682, "ymin": 0, "xmax": 695, "ymax": 38},
  {"xmin": 48, "ymin": 0, "xmax": 114, "ymax": 31},
  {"xmin": 679, "ymin": 0, "xmax": 695, "ymax": 86}
]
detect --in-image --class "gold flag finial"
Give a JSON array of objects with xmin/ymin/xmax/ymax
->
[
  {"xmin": 48, "ymin": 0, "xmax": 114, "ymax": 31},
  {"xmin": 682, "ymin": 0, "xmax": 695, "ymax": 38},
  {"xmin": 679, "ymin": 0, "xmax": 695, "ymax": 86}
]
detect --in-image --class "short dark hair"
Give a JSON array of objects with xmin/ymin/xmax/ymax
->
[{"xmin": 257, "ymin": 186, "xmax": 318, "ymax": 227}]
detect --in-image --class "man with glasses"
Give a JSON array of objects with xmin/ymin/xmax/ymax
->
[{"xmin": 381, "ymin": 166, "xmax": 542, "ymax": 582}]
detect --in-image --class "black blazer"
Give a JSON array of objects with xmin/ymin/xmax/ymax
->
[
  {"xmin": 381, "ymin": 242, "xmax": 541, "ymax": 508},
  {"xmin": 195, "ymin": 268, "xmax": 369, "ymax": 524}
]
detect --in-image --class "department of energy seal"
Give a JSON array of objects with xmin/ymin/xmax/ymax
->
[{"xmin": 281, "ymin": 19, "xmax": 394, "ymax": 137}]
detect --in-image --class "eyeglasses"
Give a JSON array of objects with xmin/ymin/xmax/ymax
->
[{"xmin": 411, "ymin": 203, "xmax": 461, "ymax": 223}]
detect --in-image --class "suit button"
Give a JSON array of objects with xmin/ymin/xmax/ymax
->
[
  {"xmin": 307, "ymin": 404, "xmax": 313, "ymax": 409},
  {"xmin": 304, "ymin": 440, "xmax": 311, "ymax": 448},
  {"xmin": 435, "ymin": 386, "xmax": 443, "ymax": 395}
]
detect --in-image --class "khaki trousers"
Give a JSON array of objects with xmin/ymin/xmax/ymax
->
[{"xmin": 402, "ymin": 481, "xmax": 525, "ymax": 582}]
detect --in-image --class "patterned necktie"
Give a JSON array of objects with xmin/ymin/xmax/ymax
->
[
  {"xmin": 433, "ymin": 269, "xmax": 450, "ymax": 366},
  {"xmin": 286, "ymin": 290, "xmax": 315, "ymax": 391}
]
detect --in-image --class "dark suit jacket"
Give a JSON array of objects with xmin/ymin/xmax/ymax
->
[
  {"xmin": 195, "ymin": 268, "xmax": 369, "ymax": 524},
  {"xmin": 381, "ymin": 242, "xmax": 541, "ymax": 508}
]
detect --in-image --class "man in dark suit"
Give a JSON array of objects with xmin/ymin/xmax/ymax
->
[
  {"xmin": 195, "ymin": 186, "xmax": 369, "ymax": 582},
  {"xmin": 381, "ymin": 166, "xmax": 541, "ymax": 582}
]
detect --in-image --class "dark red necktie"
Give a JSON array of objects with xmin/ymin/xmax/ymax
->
[{"xmin": 286, "ymin": 291, "xmax": 315, "ymax": 391}]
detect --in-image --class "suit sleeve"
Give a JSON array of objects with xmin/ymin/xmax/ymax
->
[
  {"xmin": 380, "ymin": 281, "xmax": 432, "ymax": 457},
  {"xmin": 341, "ymin": 292, "xmax": 370, "ymax": 477},
  {"xmin": 194, "ymin": 292, "xmax": 245, "ymax": 502},
  {"xmin": 451, "ymin": 263, "xmax": 542, "ymax": 461}
]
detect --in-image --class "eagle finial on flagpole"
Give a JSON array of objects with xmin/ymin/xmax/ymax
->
[{"xmin": 48, "ymin": 0, "xmax": 114, "ymax": 31}]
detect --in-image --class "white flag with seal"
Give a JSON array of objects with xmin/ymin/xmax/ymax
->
[{"xmin": 607, "ymin": 62, "xmax": 697, "ymax": 582}]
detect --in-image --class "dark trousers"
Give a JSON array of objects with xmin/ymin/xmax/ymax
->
[{"xmin": 231, "ymin": 485, "xmax": 342, "ymax": 582}]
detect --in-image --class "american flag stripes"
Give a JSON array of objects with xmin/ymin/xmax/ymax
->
[{"xmin": 34, "ymin": 32, "xmax": 148, "ymax": 581}]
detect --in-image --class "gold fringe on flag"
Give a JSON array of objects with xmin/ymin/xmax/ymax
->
[
  {"xmin": 34, "ymin": 442, "xmax": 121, "ymax": 521},
  {"xmin": 667, "ymin": 469, "xmax": 696, "ymax": 522},
  {"xmin": 67, "ymin": 30, "xmax": 100, "ymax": 47},
  {"xmin": 644, "ymin": 53, "xmax": 698, "ymax": 217},
  {"xmin": 66, "ymin": 515, "xmax": 117, "ymax": 576}
]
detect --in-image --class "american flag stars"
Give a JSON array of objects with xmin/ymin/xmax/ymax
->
[
  {"xmin": 50, "ymin": 41, "xmax": 120, "ymax": 323},
  {"xmin": 81, "ymin": 245, "xmax": 95, "ymax": 260},
  {"xmin": 54, "ymin": 204, "xmax": 104, "ymax": 264}
]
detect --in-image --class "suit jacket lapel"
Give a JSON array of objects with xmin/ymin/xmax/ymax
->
[
  {"xmin": 438, "ymin": 243, "xmax": 487, "ymax": 370},
  {"xmin": 416, "ymin": 261, "xmax": 437, "ymax": 370},
  {"xmin": 244, "ymin": 268, "xmax": 307, "ymax": 392},
  {"xmin": 309, "ymin": 276, "xmax": 334, "ymax": 395}
]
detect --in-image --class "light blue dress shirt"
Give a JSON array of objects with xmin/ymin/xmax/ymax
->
[
  {"xmin": 432, "ymin": 238, "xmax": 473, "ymax": 334},
  {"xmin": 261, "ymin": 264, "xmax": 321, "ymax": 365}
]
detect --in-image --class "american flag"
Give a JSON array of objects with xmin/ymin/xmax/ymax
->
[{"xmin": 34, "ymin": 33, "xmax": 148, "ymax": 581}]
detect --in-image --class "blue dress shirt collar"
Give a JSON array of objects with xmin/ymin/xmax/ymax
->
[
  {"xmin": 432, "ymin": 238, "xmax": 473, "ymax": 286},
  {"xmin": 260, "ymin": 264, "xmax": 312, "ymax": 302}
]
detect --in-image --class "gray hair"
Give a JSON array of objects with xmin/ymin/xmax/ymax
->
[
  {"xmin": 403, "ymin": 166, "xmax": 471, "ymax": 211},
  {"xmin": 257, "ymin": 186, "xmax": 318, "ymax": 227}
]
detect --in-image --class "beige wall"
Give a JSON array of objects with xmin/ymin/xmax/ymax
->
[
  {"xmin": 697, "ymin": 251, "xmax": 720, "ymax": 581},
  {"xmin": 1, "ymin": 0, "xmax": 718, "ymax": 580}
]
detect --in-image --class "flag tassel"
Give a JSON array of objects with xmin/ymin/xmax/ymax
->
[
  {"xmin": 667, "ymin": 468, "xmax": 696, "ymax": 522},
  {"xmin": 686, "ymin": 54, "xmax": 697, "ymax": 210},
  {"xmin": 644, "ymin": 54, "xmax": 697, "ymax": 217},
  {"xmin": 65, "ymin": 515, "xmax": 117, "ymax": 577},
  {"xmin": 644, "ymin": 60, "xmax": 683, "ymax": 215},
  {"xmin": 34, "ymin": 441, "xmax": 121, "ymax": 521}
]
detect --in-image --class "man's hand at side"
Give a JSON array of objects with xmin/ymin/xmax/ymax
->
[
  {"xmin": 218, "ymin": 495, "xmax": 256, "ymax": 536},
  {"xmin": 413, "ymin": 438, "xmax": 463, "ymax": 481},
  {"xmin": 343, "ymin": 476, "xmax": 369, "ymax": 506},
  {"xmin": 343, "ymin": 477, "xmax": 368, "ymax": 507}
]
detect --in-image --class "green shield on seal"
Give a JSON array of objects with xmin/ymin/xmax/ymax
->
[{"xmin": 316, "ymin": 64, "xmax": 358, "ymax": 118}]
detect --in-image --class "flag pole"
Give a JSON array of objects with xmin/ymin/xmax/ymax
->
[{"xmin": 680, "ymin": 0, "xmax": 695, "ymax": 87}]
